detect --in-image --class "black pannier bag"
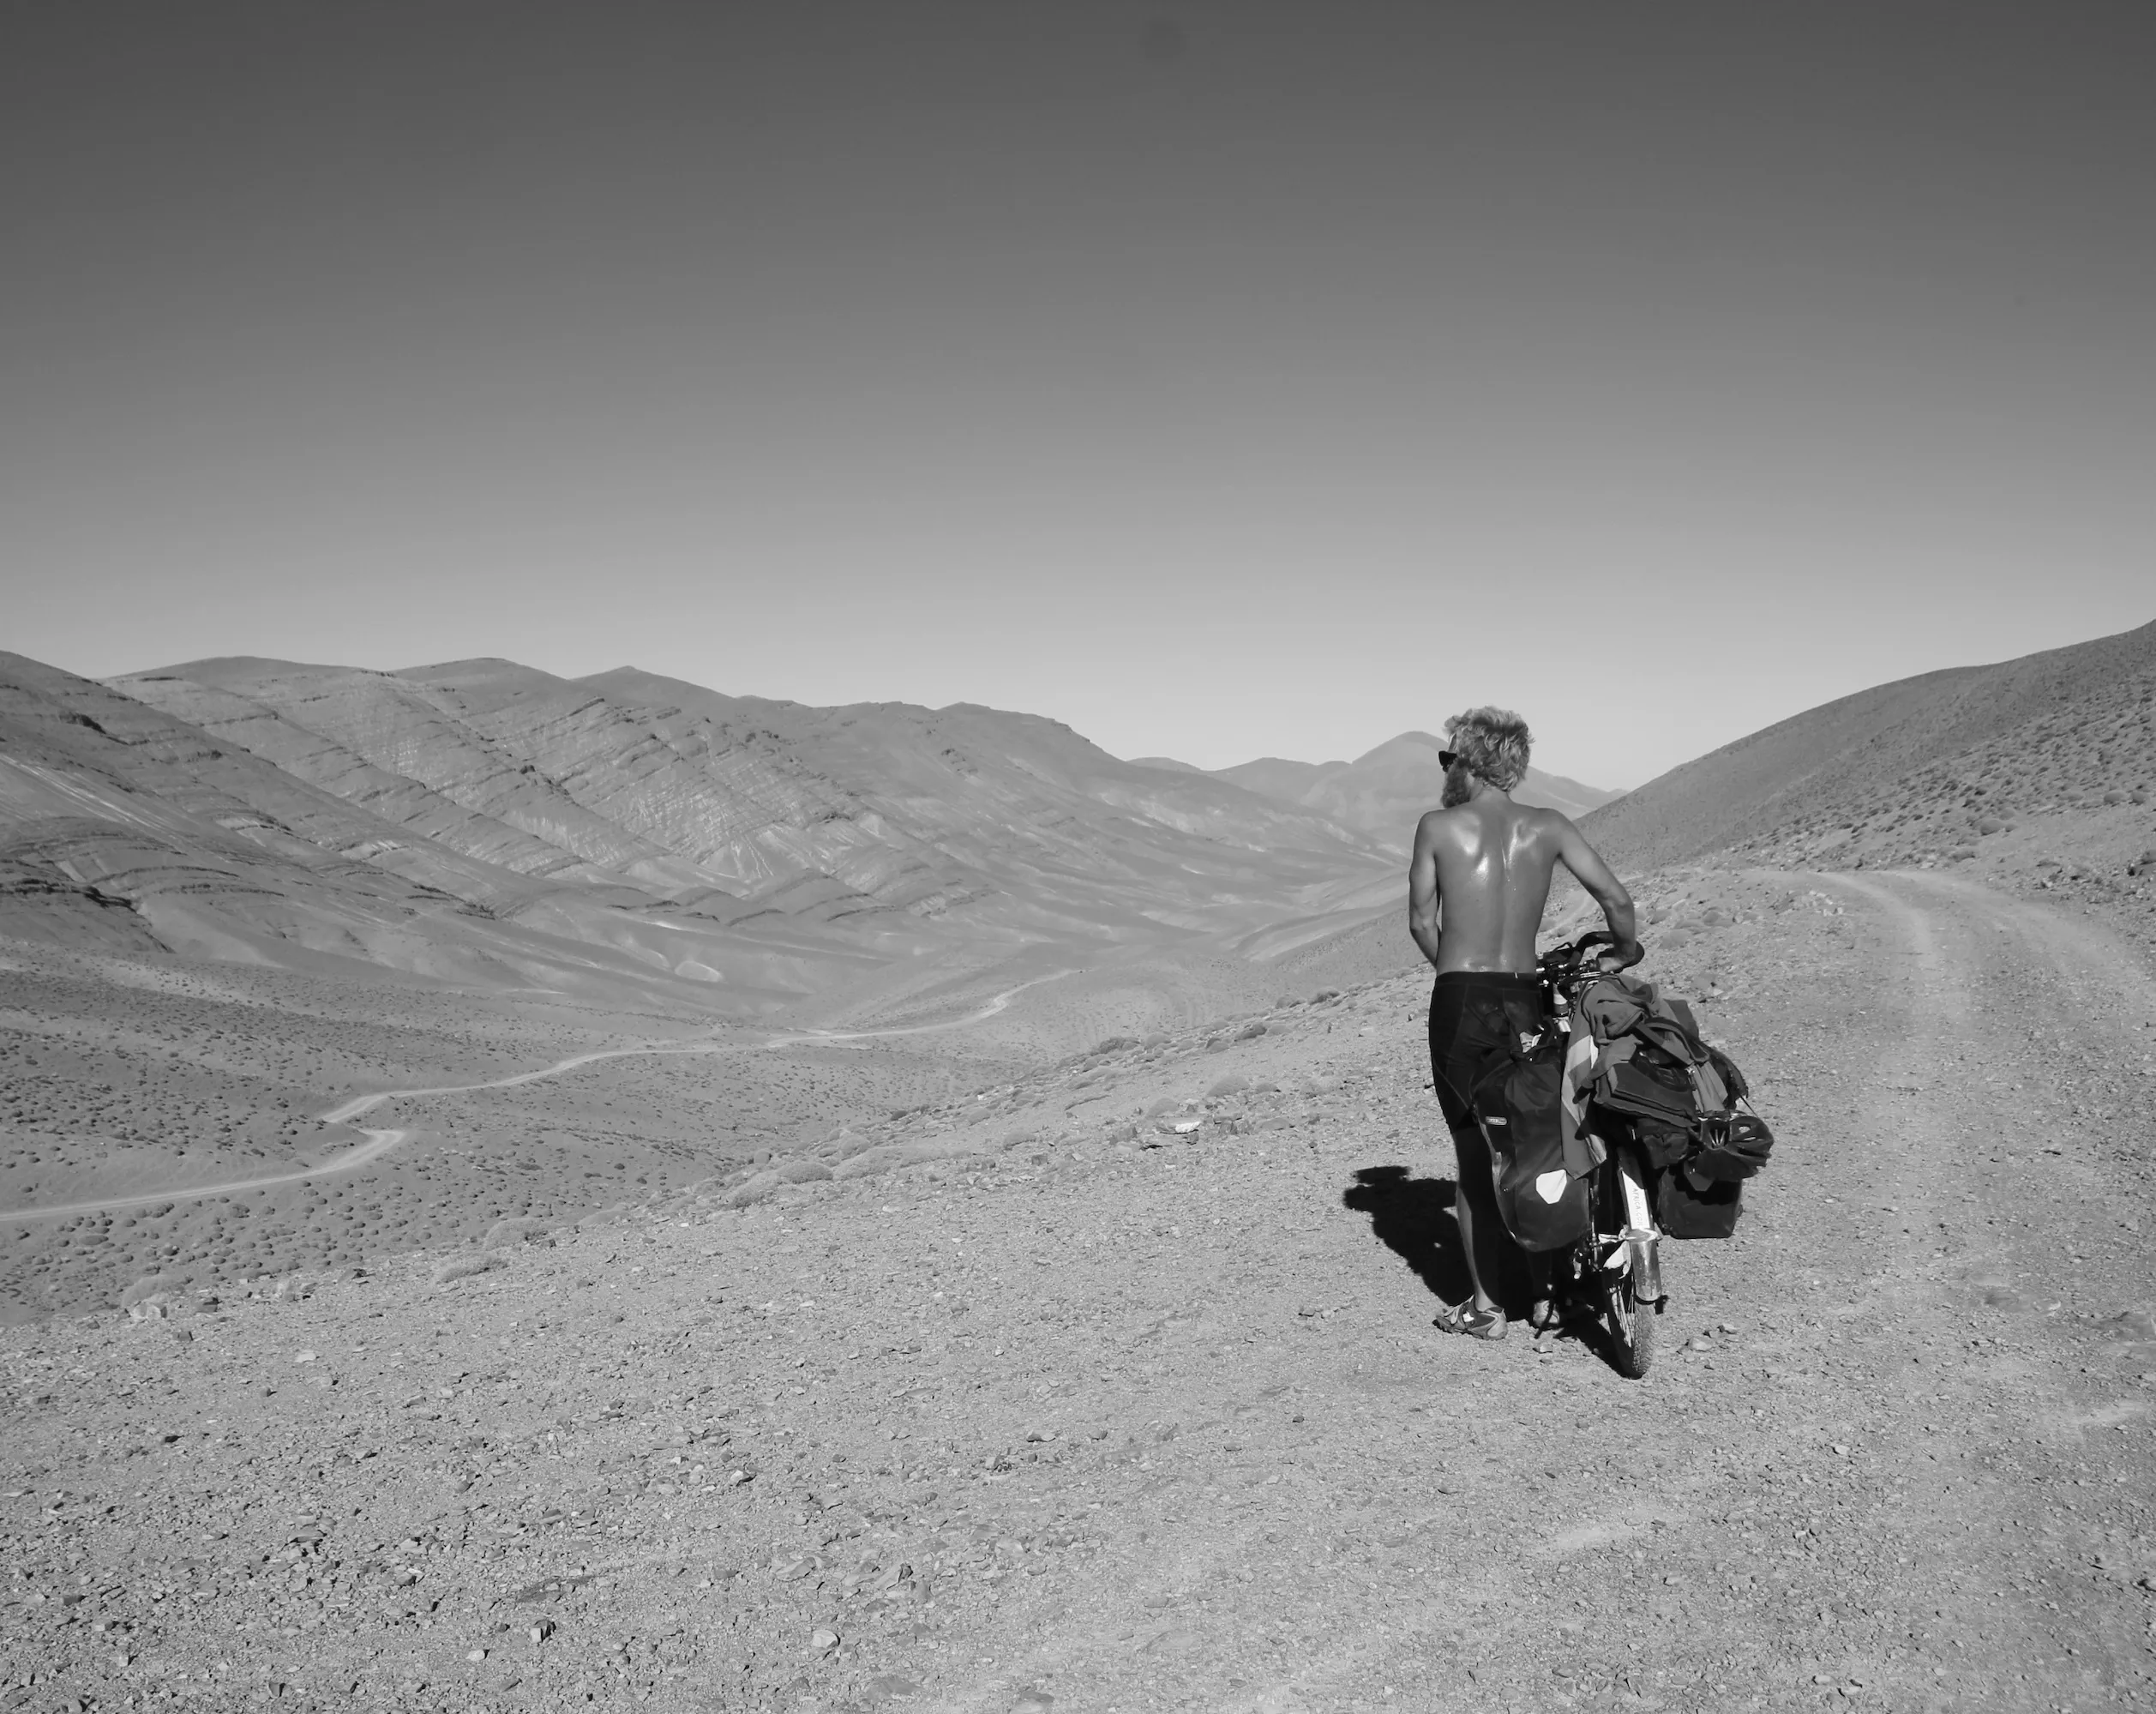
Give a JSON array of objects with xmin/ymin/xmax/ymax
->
[
  {"xmin": 1468, "ymin": 1032, "xmax": 1594, "ymax": 1254},
  {"xmin": 1657, "ymin": 1167, "xmax": 1745, "ymax": 1239},
  {"xmin": 1646, "ymin": 1091, "xmax": 1773, "ymax": 1240}
]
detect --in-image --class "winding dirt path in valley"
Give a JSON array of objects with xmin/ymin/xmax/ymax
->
[{"xmin": 0, "ymin": 976, "xmax": 1066, "ymax": 1224}]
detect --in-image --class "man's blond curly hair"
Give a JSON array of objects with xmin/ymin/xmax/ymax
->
[{"xmin": 1444, "ymin": 707, "xmax": 1532, "ymax": 791}]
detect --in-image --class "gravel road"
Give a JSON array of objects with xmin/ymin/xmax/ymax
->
[{"xmin": 3, "ymin": 868, "xmax": 2152, "ymax": 1712}]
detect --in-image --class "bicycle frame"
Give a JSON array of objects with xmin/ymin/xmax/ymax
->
[{"xmin": 1540, "ymin": 933, "xmax": 1668, "ymax": 1313}]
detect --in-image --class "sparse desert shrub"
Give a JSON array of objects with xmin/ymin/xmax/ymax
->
[
  {"xmin": 771, "ymin": 1158, "xmax": 832, "ymax": 1185},
  {"xmin": 1091, "ymin": 1036, "xmax": 1139, "ymax": 1055},
  {"xmin": 725, "ymin": 1170, "xmax": 784, "ymax": 1206},
  {"xmin": 482, "ymin": 1217, "xmax": 549, "ymax": 1251},
  {"xmin": 432, "ymin": 1255, "xmax": 507, "ymax": 1286}
]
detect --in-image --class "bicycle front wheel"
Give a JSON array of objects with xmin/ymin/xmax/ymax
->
[{"xmin": 1604, "ymin": 1270, "xmax": 1654, "ymax": 1379}]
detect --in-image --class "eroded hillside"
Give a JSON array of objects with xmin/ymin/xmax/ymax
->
[
  {"xmin": 1, "ymin": 651, "xmax": 1399, "ymax": 1014},
  {"xmin": 1585, "ymin": 615, "xmax": 2156, "ymax": 877}
]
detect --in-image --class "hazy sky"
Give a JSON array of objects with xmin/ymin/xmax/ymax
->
[{"xmin": 5, "ymin": 4, "xmax": 2151, "ymax": 787}]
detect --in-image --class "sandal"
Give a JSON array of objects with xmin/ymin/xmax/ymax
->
[{"xmin": 1432, "ymin": 1300, "xmax": 1507, "ymax": 1340}]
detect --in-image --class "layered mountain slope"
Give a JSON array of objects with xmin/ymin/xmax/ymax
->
[
  {"xmin": 4, "ymin": 652, "xmax": 1402, "ymax": 1010},
  {"xmin": 121, "ymin": 659, "xmax": 722, "ymax": 893},
  {"xmin": 1139, "ymin": 731, "xmax": 1619, "ymax": 849},
  {"xmin": 1582, "ymin": 616, "xmax": 2156, "ymax": 873},
  {"xmin": 0, "ymin": 653, "xmax": 893, "ymax": 1010},
  {"xmin": 580, "ymin": 665, "xmax": 1398, "ymax": 935}
]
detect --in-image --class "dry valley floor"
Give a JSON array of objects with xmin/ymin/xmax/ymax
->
[{"xmin": 4, "ymin": 869, "xmax": 2155, "ymax": 1711}]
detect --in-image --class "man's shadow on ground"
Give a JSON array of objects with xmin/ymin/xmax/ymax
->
[{"xmin": 1341, "ymin": 1164, "xmax": 1538, "ymax": 1319}]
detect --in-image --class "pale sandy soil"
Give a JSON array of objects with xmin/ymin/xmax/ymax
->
[
  {"xmin": 0, "ymin": 953, "xmax": 1040, "ymax": 1320},
  {"xmin": 4, "ymin": 869, "xmax": 2155, "ymax": 1712}
]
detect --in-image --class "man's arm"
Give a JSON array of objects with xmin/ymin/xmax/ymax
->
[
  {"xmin": 1408, "ymin": 810, "xmax": 1444, "ymax": 969},
  {"xmin": 1552, "ymin": 815, "xmax": 1642, "ymax": 967}
]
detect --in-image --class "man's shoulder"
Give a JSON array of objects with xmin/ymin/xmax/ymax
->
[
  {"xmin": 1414, "ymin": 803, "xmax": 1474, "ymax": 843},
  {"xmin": 1522, "ymin": 802, "xmax": 1579, "ymax": 833}
]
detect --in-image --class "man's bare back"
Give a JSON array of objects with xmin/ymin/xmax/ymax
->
[{"xmin": 1408, "ymin": 779, "xmax": 1638, "ymax": 973}]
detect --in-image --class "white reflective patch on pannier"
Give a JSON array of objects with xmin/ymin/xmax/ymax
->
[{"xmin": 1534, "ymin": 1170, "xmax": 1568, "ymax": 1204}]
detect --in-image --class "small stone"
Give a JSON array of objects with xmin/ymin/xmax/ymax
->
[
  {"xmin": 1832, "ymin": 1444, "xmax": 1851, "ymax": 1456},
  {"xmin": 466, "ymin": 1649, "xmax": 486, "ymax": 1663},
  {"xmin": 1013, "ymin": 1692, "xmax": 1055, "ymax": 1713},
  {"xmin": 529, "ymin": 1619, "xmax": 556, "ymax": 1644},
  {"xmin": 292, "ymin": 1350, "xmax": 318, "ymax": 1363},
  {"xmin": 727, "ymin": 1469, "xmax": 753, "ymax": 1485},
  {"xmin": 811, "ymin": 1627, "xmax": 840, "ymax": 1651}
]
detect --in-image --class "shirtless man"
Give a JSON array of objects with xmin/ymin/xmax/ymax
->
[{"xmin": 1407, "ymin": 707, "xmax": 1641, "ymax": 1339}]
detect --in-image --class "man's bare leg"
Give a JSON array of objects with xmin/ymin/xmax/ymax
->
[{"xmin": 1454, "ymin": 1183, "xmax": 1502, "ymax": 1316}]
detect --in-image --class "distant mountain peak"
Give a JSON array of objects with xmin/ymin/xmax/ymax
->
[{"xmin": 1190, "ymin": 733, "xmax": 1619, "ymax": 848}]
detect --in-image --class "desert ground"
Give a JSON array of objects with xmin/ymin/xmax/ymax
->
[{"xmin": 6, "ymin": 861, "xmax": 2155, "ymax": 1712}]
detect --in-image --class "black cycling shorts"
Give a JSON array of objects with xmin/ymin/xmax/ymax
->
[{"xmin": 1427, "ymin": 970, "xmax": 1546, "ymax": 1201}]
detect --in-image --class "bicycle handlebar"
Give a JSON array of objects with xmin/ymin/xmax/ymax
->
[{"xmin": 1538, "ymin": 929, "xmax": 1637, "ymax": 987}]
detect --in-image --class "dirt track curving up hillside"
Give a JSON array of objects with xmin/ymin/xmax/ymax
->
[{"xmin": 4, "ymin": 869, "xmax": 2153, "ymax": 1711}]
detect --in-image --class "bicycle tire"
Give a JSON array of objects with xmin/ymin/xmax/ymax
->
[{"xmin": 1605, "ymin": 1271, "xmax": 1654, "ymax": 1379}]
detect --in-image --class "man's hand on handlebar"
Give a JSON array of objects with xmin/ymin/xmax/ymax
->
[{"xmin": 1596, "ymin": 938, "xmax": 1645, "ymax": 973}]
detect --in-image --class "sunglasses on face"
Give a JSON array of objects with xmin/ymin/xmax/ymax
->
[{"xmin": 1438, "ymin": 750, "xmax": 1461, "ymax": 768}]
